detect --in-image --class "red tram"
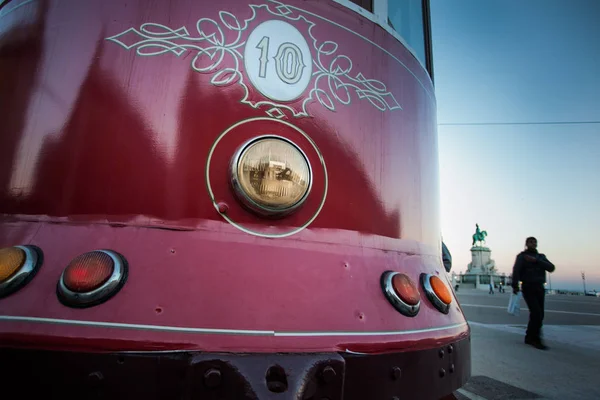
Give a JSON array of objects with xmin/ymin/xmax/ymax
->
[{"xmin": 0, "ymin": 0, "xmax": 470, "ymax": 398}]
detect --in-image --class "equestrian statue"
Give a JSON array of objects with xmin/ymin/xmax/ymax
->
[{"xmin": 472, "ymin": 223, "xmax": 487, "ymax": 247}]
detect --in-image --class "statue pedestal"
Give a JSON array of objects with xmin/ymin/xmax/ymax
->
[
  {"xmin": 461, "ymin": 246, "xmax": 504, "ymax": 290},
  {"xmin": 468, "ymin": 246, "xmax": 493, "ymax": 273}
]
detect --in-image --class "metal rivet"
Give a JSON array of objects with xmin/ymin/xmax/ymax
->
[
  {"xmin": 87, "ymin": 371, "xmax": 104, "ymax": 388},
  {"xmin": 448, "ymin": 344, "xmax": 454, "ymax": 353},
  {"xmin": 391, "ymin": 367, "xmax": 402, "ymax": 381},
  {"xmin": 439, "ymin": 368, "xmax": 446, "ymax": 378},
  {"xmin": 450, "ymin": 364, "xmax": 455, "ymax": 373},
  {"xmin": 439, "ymin": 349, "xmax": 444, "ymax": 358},
  {"xmin": 88, "ymin": 371, "xmax": 103, "ymax": 382},
  {"xmin": 322, "ymin": 366, "xmax": 336, "ymax": 383},
  {"xmin": 204, "ymin": 368, "xmax": 222, "ymax": 388},
  {"xmin": 217, "ymin": 202, "xmax": 228, "ymax": 214},
  {"xmin": 266, "ymin": 365, "xmax": 288, "ymax": 393}
]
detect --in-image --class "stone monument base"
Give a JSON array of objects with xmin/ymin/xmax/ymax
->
[
  {"xmin": 460, "ymin": 245, "xmax": 506, "ymax": 290},
  {"xmin": 460, "ymin": 273, "xmax": 506, "ymax": 291}
]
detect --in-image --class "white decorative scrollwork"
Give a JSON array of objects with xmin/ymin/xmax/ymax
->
[{"xmin": 106, "ymin": 0, "xmax": 401, "ymax": 118}]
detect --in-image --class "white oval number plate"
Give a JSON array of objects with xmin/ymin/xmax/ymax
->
[{"xmin": 244, "ymin": 20, "xmax": 313, "ymax": 102}]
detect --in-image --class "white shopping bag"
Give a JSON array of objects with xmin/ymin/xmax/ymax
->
[{"xmin": 507, "ymin": 292, "xmax": 522, "ymax": 316}]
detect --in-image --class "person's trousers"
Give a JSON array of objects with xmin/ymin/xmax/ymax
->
[{"xmin": 522, "ymin": 283, "xmax": 545, "ymax": 340}]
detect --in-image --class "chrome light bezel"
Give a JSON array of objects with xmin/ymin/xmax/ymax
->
[
  {"xmin": 57, "ymin": 250, "xmax": 128, "ymax": 308},
  {"xmin": 0, "ymin": 245, "xmax": 43, "ymax": 299},
  {"xmin": 380, "ymin": 270, "xmax": 420, "ymax": 317},
  {"xmin": 420, "ymin": 273, "xmax": 451, "ymax": 314}
]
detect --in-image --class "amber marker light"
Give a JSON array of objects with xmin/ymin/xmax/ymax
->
[
  {"xmin": 381, "ymin": 271, "xmax": 421, "ymax": 317},
  {"xmin": 0, "ymin": 247, "xmax": 24, "ymax": 282},
  {"xmin": 57, "ymin": 250, "xmax": 128, "ymax": 308},
  {"xmin": 0, "ymin": 245, "xmax": 43, "ymax": 298},
  {"xmin": 421, "ymin": 273, "xmax": 453, "ymax": 314},
  {"xmin": 231, "ymin": 136, "xmax": 312, "ymax": 216}
]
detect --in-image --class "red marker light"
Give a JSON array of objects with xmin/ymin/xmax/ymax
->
[
  {"xmin": 63, "ymin": 251, "xmax": 114, "ymax": 293},
  {"xmin": 58, "ymin": 250, "xmax": 128, "ymax": 308},
  {"xmin": 392, "ymin": 273, "xmax": 420, "ymax": 306},
  {"xmin": 381, "ymin": 271, "xmax": 421, "ymax": 317}
]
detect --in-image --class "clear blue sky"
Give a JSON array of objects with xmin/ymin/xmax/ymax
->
[{"xmin": 431, "ymin": 0, "xmax": 600, "ymax": 291}]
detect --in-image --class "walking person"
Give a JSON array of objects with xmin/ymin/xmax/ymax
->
[
  {"xmin": 511, "ymin": 237, "xmax": 555, "ymax": 350},
  {"xmin": 489, "ymin": 281, "xmax": 494, "ymax": 294}
]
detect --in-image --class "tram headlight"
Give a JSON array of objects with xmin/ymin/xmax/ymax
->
[{"xmin": 231, "ymin": 136, "xmax": 312, "ymax": 216}]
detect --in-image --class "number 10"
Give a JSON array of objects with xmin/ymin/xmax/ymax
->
[{"xmin": 256, "ymin": 36, "xmax": 306, "ymax": 85}]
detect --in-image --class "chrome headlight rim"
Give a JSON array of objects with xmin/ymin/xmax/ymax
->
[
  {"xmin": 56, "ymin": 250, "xmax": 128, "ymax": 309},
  {"xmin": 230, "ymin": 135, "xmax": 313, "ymax": 217},
  {"xmin": 0, "ymin": 245, "xmax": 43, "ymax": 299}
]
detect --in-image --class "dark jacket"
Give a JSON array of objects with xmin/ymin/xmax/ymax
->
[
  {"xmin": 442, "ymin": 242, "xmax": 452, "ymax": 272},
  {"xmin": 512, "ymin": 250, "xmax": 555, "ymax": 289}
]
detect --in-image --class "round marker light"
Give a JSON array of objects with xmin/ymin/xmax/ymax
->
[
  {"xmin": 231, "ymin": 136, "xmax": 311, "ymax": 216},
  {"xmin": 57, "ymin": 250, "xmax": 128, "ymax": 308},
  {"xmin": 63, "ymin": 251, "xmax": 114, "ymax": 293},
  {"xmin": 381, "ymin": 271, "xmax": 421, "ymax": 317},
  {"xmin": 430, "ymin": 275, "xmax": 452, "ymax": 305},
  {"xmin": 421, "ymin": 273, "xmax": 452, "ymax": 314},
  {"xmin": 0, "ymin": 245, "xmax": 43, "ymax": 298},
  {"xmin": 392, "ymin": 273, "xmax": 420, "ymax": 306},
  {"xmin": 0, "ymin": 247, "xmax": 25, "ymax": 282}
]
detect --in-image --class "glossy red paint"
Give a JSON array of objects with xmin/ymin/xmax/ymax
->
[
  {"xmin": 0, "ymin": 220, "xmax": 467, "ymax": 353},
  {"xmin": 1, "ymin": 0, "xmax": 439, "ymax": 241},
  {"xmin": 0, "ymin": 0, "xmax": 466, "ymax": 369}
]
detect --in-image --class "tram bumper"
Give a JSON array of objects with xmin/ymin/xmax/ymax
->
[{"xmin": 0, "ymin": 336, "xmax": 469, "ymax": 399}]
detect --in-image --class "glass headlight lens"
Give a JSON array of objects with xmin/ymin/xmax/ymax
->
[{"xmin": 233, "ymin": 137, "xmax": 311, "ymax": 214}]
